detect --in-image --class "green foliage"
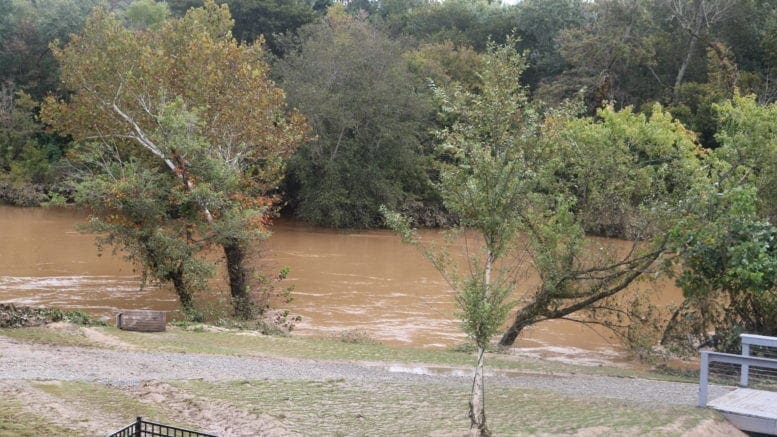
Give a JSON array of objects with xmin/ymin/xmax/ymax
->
[
  {"xmin": 403, "ymin": 41, "xmax": 484, "ymax": 91},
  {"xmin": 0, "ymin": 0, "xmax": 102, "ymax": 98},
  {"xmin": 663, "ymin": 94, "xmax": 777, "ymax": 352},
  {"xmin": 123, "ymin": 0, "xmax": 171, "ymax": 29},
  {"xmin": 713, "ymin": 93, "xmax": 777, "ymax": 220},
  {"xmin": 168, "ymin": 0, "xmax": 319, "ymax": 55},
  {"xmin": 0, "ymin": 303, "xmax": 104, "ymax": 328},
  {"xmin": 512, "ymin": 0, "xmax": 584, "ymax": 88},
  {"xmin": 278, "ymin": 8, "xmax": 433, "ymax": 228},
  {"xmin": 667, "ymin": 185, "xmax": 777, "ymax": 352},
  {"xmin": 43, "ymin": 2, "xmax": 306, "ymax": 316},
  {"xmin": 667, "ymin": 44, "xmax": 741, "ymax": 146},
  {"xmin": 0, "ymin": 86, "xmax": 43, "ymax": 178},
  {"xmin": 0, "ymin": 83, "xmax": 66, "ymax": 205},
  {"xmin": 379, "ymin": 0, "xmax": 519, "ymax": 51},
  {"xmin": 71, "ymin": 135, "xmax": 215, "ymax": 311},
  {"xmin": 558, "ymin": 103, "xmax": 704, "ymax": 237},
  {"xmin": 541, "ymin": 0, "xmax": 658, "ymax": 108}
]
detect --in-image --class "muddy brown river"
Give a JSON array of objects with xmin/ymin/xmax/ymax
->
[{"xmin": 0, "ymin": 205, "xmax": 684, "ymax": 363}]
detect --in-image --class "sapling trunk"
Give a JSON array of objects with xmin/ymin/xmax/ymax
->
[{"xmin": 469, "ymin": 345, "xmax": 489, "ymax": 435}]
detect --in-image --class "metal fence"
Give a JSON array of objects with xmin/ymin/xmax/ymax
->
[{"xmin": 107, "ymin": 417, "xmax": 217, "ymax": 437}]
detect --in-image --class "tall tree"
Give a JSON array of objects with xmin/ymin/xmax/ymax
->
[
  {"xmin": 661, "ymin": 95, "xmax": 777, "ymax": 350},
  {"xmin": 0, "ymin": 84, "xmax": 59, "ymax": 205},
  {"xmin": 41, "ymin": 1, "xmax": 306, "ymax": 317},
  {"xmin": 0, "ymin": 0, "xmax": 102, "ymax": 98},
  {"xmin": 543, "ymin": 0, "xmax": 658, "ymax": 109},
  {"xmin": 512, "ymin": 0, "xmax": 584, "ymax": 90},
  {"xmin": 167, "ymin": 0, "xmax": 319, "ymax": 55},
  {"xmin": 277, "ymin": 5, "xmax": 433, "ymax": 228},
  {"xmin": 668, "ymin": 0, "xmax": 735, "ymax": 103}
]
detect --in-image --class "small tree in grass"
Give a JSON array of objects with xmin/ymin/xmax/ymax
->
[{"xmin": 384, "ymin": 38, "xmax": 532, "ymax": 436}]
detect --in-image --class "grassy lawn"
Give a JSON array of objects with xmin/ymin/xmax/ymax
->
[
  {"xmin": 0, "ymin": 325, "xmax": 721, "ymax": 435},
  {"xmin": 0, "ymin": 324, "xmax": 698, "ymax": 383},
  {"xmin": 176, "ymin": 378, "xmax": 716, "ymax": 436},
  {"xmin": 0, "ymin": 397, "xmax": 74, "ymax": 436},
  {"xmin": 108, "ymin": 327, "xmax": 695, "ymax": 381},
  {"xmin": 0, "ymin": 381, "xmax": 205, "ymax": 435},
  {"xmin": 0, "ymin": 326, "xmax": 102, "ymax": 348},
  {"xmin": 31, "ymin": 381, "xmax": 185, "ymax": 428}
]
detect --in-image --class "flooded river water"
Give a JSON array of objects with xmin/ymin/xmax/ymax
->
[{"xmin": 0, "ymin": 205, "xmax": 684, "ymax": 364}]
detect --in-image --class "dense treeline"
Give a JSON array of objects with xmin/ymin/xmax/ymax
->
[
  {"xmin": 2, "ymin": 0, "xmax": 776, "ymax": 354},
  {"xmin": 3, "ymin": 0, "xmax": 775, "ymax": 222}
]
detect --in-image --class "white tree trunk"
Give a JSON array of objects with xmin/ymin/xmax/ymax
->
[
  {"xmin": 469, "ymin": 250, "xmax": 493, "ymax": 435},
  {"xmin": 469, "ymin": 346, "xmax": 487, "ymax": 435},
  {"xmin": 673, "ymin": 0, "xmax": 705, "ymax": 103}
]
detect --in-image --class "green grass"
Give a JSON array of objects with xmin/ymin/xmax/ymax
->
[
  {"xmin": 105, "ymin": 326, "xmax": 696, "ymax": 382},
  {"xmin": 0, "ymin": 326, "xmax": 717, "ymax": 435},
  {"xmin": 0, "ymin": 324, "xmax": 697, "ymax": 383},
  {"xmin": 0, "ymin": 397, "xmax": 74, "ymax": 436},
  {"xmin": 176, "ymin": 379, "xmax": 716, "ymax": 436},
  {"xmin": 30, "ymin": 381, "xmax": 181, "ymax": 428},
  {"xmin": 0, "ymin": 326, "xmax": 101, "ymax": 347}
]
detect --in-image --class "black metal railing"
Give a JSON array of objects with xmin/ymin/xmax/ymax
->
[{"xmin": 107, "ymin": 417, "xmax": 217, "ymax": 437}]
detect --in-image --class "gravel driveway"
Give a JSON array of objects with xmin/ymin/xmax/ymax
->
[{"xmin": 0, "ymin": 335, "xmax": 729, "ymax": 406}]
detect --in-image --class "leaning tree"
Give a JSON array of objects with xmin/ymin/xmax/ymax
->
[{"xmin": 42, "ymin": 1, "xmax": 306, "ymax": 317}]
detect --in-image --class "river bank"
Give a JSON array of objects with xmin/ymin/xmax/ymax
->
[{"xmin": 0, "ymin": 323, "xmax": 740, "ymax": 436}]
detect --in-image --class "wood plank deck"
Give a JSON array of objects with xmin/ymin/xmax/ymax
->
[{"xmin": 708, "ymin": 388, "xmax": 777, "ymax": 435}]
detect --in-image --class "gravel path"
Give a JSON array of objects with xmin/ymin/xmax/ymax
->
[{"xmin": 0, "ymin": 335, "xmax": 729, "ymax": 407}]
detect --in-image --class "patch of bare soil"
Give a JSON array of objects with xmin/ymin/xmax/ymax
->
[
  {"xmin": 0, "ymin": 380, "xmax": 124, "ymax": 435},
  {"xmin": 683, "ymin": 418, "xmax": 746, "ymax": 436},
  {"xmin": 129, "ymin": 381, "xmax": 298, "ymax": 437},
  {"xmin": 81, "ymin": 326, "xmax": 139, "ymax": 350}
]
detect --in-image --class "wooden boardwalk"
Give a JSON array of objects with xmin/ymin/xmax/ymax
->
[
  {"xmin": 699, "ymin": 334, "xmax": 777, "ymax": 435},
  {"xmin": 708, "ymin": 388, "xmax": 777, "ymax": 434}
]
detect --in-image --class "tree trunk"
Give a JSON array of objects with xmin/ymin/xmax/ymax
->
[
  {"xmin": 673, "ymin": 0, "xmax": 705, "ymax": 103},
  {"xmin": 499, "ymin": 294, "xmax": 547, "ymax": 346},
  {"xmin": 469, "ymin": 346, "xmax": 489, "ymax": 436},
  {"xmin": 168, "ymin": 268, "xmax": 194, "ymax": 313},
  {"xmin": 468, "ymin": 253, "xmax": 493, "ymax": 435},
  {"xmin": 223, "ymin": 241, "xmax": 253, "ymax": 319},
  {"xmin": 499, "ymin": 314, "xmax": 538, "ymax": 347}
]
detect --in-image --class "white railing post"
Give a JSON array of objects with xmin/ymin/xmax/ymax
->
[
  {"xmin": 740, "ymin": 341, "xmax": 750, "ymax": 387},
  {"xmin": 699, "ymin": 351, "xmax": 710, "ymax": 407}
]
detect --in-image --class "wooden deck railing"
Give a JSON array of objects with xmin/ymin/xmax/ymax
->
[
  {"xmin": 698, "ymin": 350, "xmax": 777, "ymax": 406},
  {"xmin": 740, "ymin": 333, "xmax": 777, "ymax": 387}
]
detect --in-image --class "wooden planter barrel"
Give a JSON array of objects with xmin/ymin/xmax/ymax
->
[{"xmin": 115, "ymin": 310, "xmax": 166, "ymax": 332}]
